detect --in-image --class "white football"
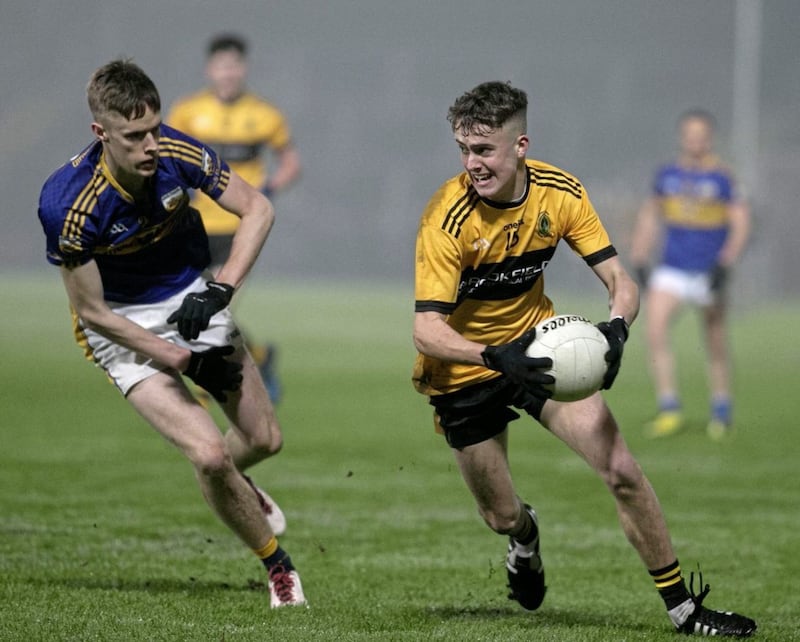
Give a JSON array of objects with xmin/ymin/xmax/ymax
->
[{"xmin": 525, "ymin": 314, "xmax": 609, "ymax": 402}]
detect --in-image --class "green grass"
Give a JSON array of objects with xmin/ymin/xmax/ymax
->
[{"xmin": 1, "ymin": 273, "xmax": 798, "ymax": 641}]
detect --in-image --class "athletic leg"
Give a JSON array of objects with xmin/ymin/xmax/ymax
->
[
  {"xmin": 645, "ymin": 287, "xmax": 683, "ymax": 407},
  {"xmin": 452, "ymin": 430, "xmax": 546, "ymax": 610},
  {"xmin": 126, "ymin": 370, "xmax": 271, "ymax": 549},
  {"xmin": 644, "ymin": 287, "xmax": 685, "ymax": 436},
  {"xmin": 218, "ymin": 347, "xmax": 287, "ymax": 535},
  {"xmin": 541, "ymin": 393, "xmax": 676, "ymax": 569},
  {"xmin": 540, "ymin": 393, "xmax": 757, "ymax": 635},
  {"xmin": 701, "ymin": 299, "xmax": 733, "ymax": 438},
  {"xmin": 127, "ymin": 369, "xmax": 304, "ymax": 606},
  {"xmin": 219, "ymin": 349, "xmax": 283, "ymax": 470}
]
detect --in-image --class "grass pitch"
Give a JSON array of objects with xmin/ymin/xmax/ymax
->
[{"xmin": 1, "ymin": 273, "xmax": 798, "ymax": 641}]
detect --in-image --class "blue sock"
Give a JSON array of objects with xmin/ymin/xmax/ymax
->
[
  {"xmin": 658, "ymin": 397, "xmax": 681, "ymax": 413},
  {"xmin": 712, "ymin": 397, "xmax": 732, "ymax": 424}
]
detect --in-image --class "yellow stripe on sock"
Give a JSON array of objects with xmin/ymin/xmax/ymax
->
[
  {"xmin": 652, "ymin": 565, "xmax": 682, "ymax": 589},
  {"xmin": 253, "ymin": 536, "xmax": 278, "ymax": 559}
]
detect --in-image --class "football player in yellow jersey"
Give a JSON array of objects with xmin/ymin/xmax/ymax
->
[
  {"xmin": 168, "ymin": 33, "xmax": 301, "ymax": 407},
  {"xmin": 630, "ymin": 110, "xmax": 751, "ymax": 440},
  {"xmin": 412, "ymin": 81, "xmax": 755, "ymax": 637}
]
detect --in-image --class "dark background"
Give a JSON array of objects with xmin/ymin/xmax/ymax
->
[{"xmin": 3, "ymin": 0, "xmax": 797, "ymax": 299}]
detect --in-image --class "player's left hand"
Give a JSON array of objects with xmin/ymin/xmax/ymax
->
[
  {"xmin": 709, "ymin": 264, "xmax": 728, "ymax": 293},
  {"xmin": 595, "ymin": 316, "xmax": 629, "ymax": 390},
  {"xmin": 167, "ymin": 281, "xmax": 234, "ymax": 340},
  {"xmin": 183, "ymin": 345, "xmax": 243, "ymax": 402}
]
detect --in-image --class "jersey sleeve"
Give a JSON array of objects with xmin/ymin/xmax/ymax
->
[
  {"xmin": 561, "ymin": 187, "xmax": 616, "ymax": 266},
  {"xmin": 38, "ymin": 173, "xmax": 98, "ymax": 268},
  {"xmin": 415, "ymin": 219, "xmax": 463, "ymax": 314},
  {"xmin": 160, "ymin": 124, "xmax": 231, "ymax": 201}
]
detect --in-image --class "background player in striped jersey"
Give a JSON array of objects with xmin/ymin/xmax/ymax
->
[
  {"xmin": 37, "ymin": 60, "xmax": 305, "ymax": 608},
  {"xmin": 630, "ymin": 110, "xmax": 751, "ymax": 440},
  {"xmin": 412, "ymin": 81, "xmax": 755, "ymax": 636},
  {"xmin": 168, "ymin": 33, "xmax": 302, "ymax": 407}
]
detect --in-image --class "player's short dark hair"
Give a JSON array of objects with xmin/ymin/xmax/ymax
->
[
  {"xmin": 87, "ymin": 59, "xmax": 161, "ymax": 121},
  {"xmin": 678, "ymin": 108, "xmax": 717, "ymax": 131},
  {"xmin": 207, "ymin": 33, "xmax": 248, "ymax": 57},
  {"xmin": 448, "ymin": 81, "xmax": 528, "ymax": 135}
]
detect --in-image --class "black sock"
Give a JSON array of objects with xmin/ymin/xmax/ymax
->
[
  {"xmin": 650, "ymin": 560, "xmax": 691, "ymax": 610},
  {"xmin": 510, "ymin": 505, "xmax": 537, "ymax": 546},
  {"xmin": 261, "ymin": 548, "xmax": 295, "ymax": 572}
]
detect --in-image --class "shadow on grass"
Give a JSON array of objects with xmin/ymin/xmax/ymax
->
[
  {"xmin": 424, "ymin": 603, "xmax": 653, "ymax": 634},
  {"xmin": 31, "ymin": 576, "xmax": 267, "ymax": 594}
]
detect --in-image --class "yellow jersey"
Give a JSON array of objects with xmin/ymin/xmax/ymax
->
[
  {"xmin": 167, "ymin": 90, "xmax": 291, "ymax": 235},
  {"xmin": 413, "ymin": 159, "xmax": 616, "ymax": 396}
]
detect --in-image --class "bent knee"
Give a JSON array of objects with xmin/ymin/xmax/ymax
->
[
  {"xmin": 479, "ymin": 505, "xmax": 519, "ymax": 535},
  {"xmin": 192, "ymin": 442, "xmax": 235, "ymax": 478},
  {"xmin": 604, "ymin": 460, "xmax": 646, "ymax": 501},
  {"xmin": 244, "ymin": 424, "xmax": 283, "ymax": 457}
]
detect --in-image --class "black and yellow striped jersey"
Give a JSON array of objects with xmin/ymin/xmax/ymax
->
[
  {"xmin": 167, "ymin": 90, "xmax": 291, "ymax": 235},
  {"xmin": 413, "ymin": 159, "xmax": 616, "ymax": 396}
]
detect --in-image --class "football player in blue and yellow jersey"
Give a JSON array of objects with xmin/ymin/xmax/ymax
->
[
  {"xmin": 37, "ymin": 60, "xmax": 305, "ymax": 608},
  {"xmin": 168, "ymin": 34, "xmax": 302, "ymax": 403},
  {"xmin": 412, "ymin": 82, "xmax": 755, "ymax": 636},
  {"xmin": 630, "ymin": 110, "xmax": 751, "ymax": 440}
]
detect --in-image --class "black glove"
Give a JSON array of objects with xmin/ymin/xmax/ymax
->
[
  {"xmin": 481, "ymin": 328, "xmax": 555, "ymax": 398},
  {"xmin": 709, "ymin": 264, "xmax": 728, "ymax": 293},
  {"xmin": 167, "ymin": 281, "xmax": 234, "ymax": 341},
  {"xmin": 633, "ymin": 264, "xmax": 650, "ymax": 290},
  {"xmin": 595, "ymin": 317, "xmax": 629, "ymax": 390},
  {"xmin": 183, "ymin": 346, "xmax": 243, "ymax": 403}
]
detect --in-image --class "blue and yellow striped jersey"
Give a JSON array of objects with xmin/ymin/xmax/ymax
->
[
  {"xmin": 653, "ymin": 160, "xmax": 736, "ymax": 272},
  {"xmin": 38, "ymin": 124, "xmax": 230, "ymax": 304},
  {"xmin": 413, "ymin": 159, "xmax": 616, "ymax": 396}
]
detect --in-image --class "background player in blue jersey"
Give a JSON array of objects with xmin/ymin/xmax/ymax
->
[
  {"xmin": 37, "ymin": 60, "xmax": 305, "ymax": 608},
  {"xmin": 630, "ymin": 110, "xmax": 751, "ymax": 439}
]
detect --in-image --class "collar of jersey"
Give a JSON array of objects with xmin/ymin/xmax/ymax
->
[
  {"xmin": 99, "ymin": 152, "xmax": 135, "ymax": 203},
  {"xmin": 478, "ymin": 172, "xmax": 530, "ymax": 210}
]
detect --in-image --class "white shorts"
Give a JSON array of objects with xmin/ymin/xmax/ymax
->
[
  {"xmin": 649, "ymin": 265, "xmax": 714, "ymax": 306},
  {"xmin": 78, "ymin": 275, "xmax": 243, "ymax": 396}
]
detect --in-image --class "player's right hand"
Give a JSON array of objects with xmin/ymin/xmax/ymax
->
[
  {"xmin": 183, "ymin": 346, "xmax": 243, "ymax": 403},
  {"xmin": 482, "ymin": 329, "xmax": 554, "ymax": 396},
  {"xmin": 167, "ymin": 281, "xmax": 235, "ymax": 341}
]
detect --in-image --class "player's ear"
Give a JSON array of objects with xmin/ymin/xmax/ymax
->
[
  {"xmin": 91, "ymin": 121, "xmax": 109, "ymax": 142},
  {"xmin": 516, "ymin": 134, "xmax": 529, "ymax": 158}
]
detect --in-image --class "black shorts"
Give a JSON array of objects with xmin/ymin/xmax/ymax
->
[{"xmin": 429, "ymin": 376, "xmax": 546, "ymax": 450}]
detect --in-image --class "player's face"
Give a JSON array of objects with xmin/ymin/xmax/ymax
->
[
  {"xmin": 454, "ymin": 124, "xmax": 528, "ymax": 202},
  {"xmin": 92, "ymin": 107, "xmax": 161, "ymax": 184},
  {"xmin": 679, "ymin": 117, "xmax": 714, "ymax": 160},
  {"xmin": 206, "ymin": 50, "xmax": 247, "ymax": 102}
]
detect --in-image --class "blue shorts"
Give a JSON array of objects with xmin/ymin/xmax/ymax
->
[{"xmin": 429, "ymin": 376, "xmax": 546, "ymax": 450}]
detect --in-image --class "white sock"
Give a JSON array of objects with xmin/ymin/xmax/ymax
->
[{"xmin": 668, "ymin": 597, "xmax": 697, "ymax": 628}]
